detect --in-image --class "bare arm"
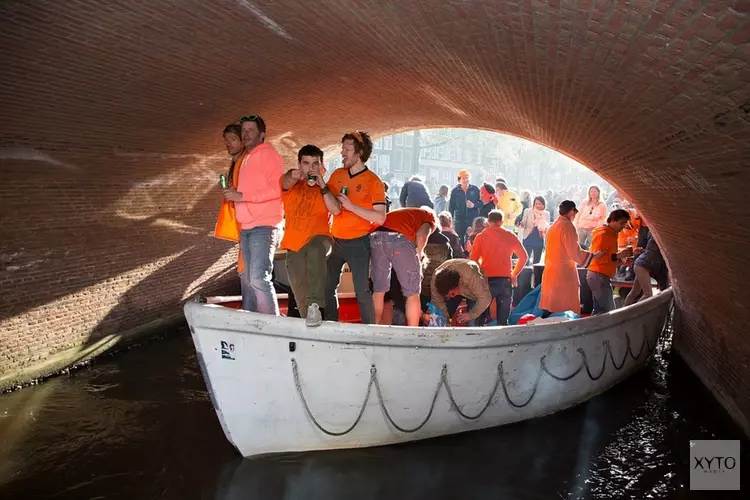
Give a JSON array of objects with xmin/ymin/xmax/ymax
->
[
  {"xmin": 343, "ymin": 200, "xmax": 386, "ymax": 225},
  {"xmin": 317, "ymin": 176, "xmax": 341, "ymax": 215},
  {"xmin": 415, "ymin": 222, "xmax": 433, "ymax": 258},
  {"xmin": 511, "ymin": 238, "xmax": 529, "ymax": 277}
]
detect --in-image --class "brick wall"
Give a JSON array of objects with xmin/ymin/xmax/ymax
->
[{"xmin": 1, "ymin": 0, "xmax": 748, "ymax": 433}]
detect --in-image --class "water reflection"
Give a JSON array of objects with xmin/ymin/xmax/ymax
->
[{"xmin": 0, "ymin": 329, "xmax": 746, "ymax": 500}]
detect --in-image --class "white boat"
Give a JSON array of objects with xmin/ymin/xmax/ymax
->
[{"xmin": 184, "ymin": 289, "xmax": 673, "ymax": 458}]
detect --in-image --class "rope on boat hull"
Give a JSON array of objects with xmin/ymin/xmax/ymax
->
[{"xmin": 291, "ymin": 304, "xmax": 673, "ymax": 436}]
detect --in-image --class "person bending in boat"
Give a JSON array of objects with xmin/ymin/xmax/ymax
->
[
  {"xmin": 370, "ymin": 207, "xmax": 436, "ymax": 326},
  {"xmin": 469, "ymin": 210, "xmax": 528, "ymax": 325},
  {"xmin": 279, "ymin": 145, "xmax": 333, "ymax": 327},
  {"xmin": 431, "ymin": 259, "xmax": 492, "ymax": 326},
  {"xmin": 539, "ymin": 200, "xmax": 604, "ymax": 318},
  {"xmin": 222, "ymin": 114, "xmax": 283, "ymax": 315},
  {"xmin": 586, "ymin": 209, "xmax": 634, "ymax": 315},
  {"xmin": 321, "ymin": 131, "xmax": 386, "ymax": 324}
]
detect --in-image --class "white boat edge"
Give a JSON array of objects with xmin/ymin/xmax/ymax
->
[{"xmin": 185, "ymin": 288, "xmax": 673, "ymax": 458}]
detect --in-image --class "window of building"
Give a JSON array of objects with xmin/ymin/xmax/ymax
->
[
  {"xmin": 404, "ymin": 151, "xmax": 412, "ymax": 172},
  {"xmin": 374, "ymin": 137, "xmax": 383, "ymax": 149},
  {"xmin": 431, "ymin": 146, "xmax": 437, "ymax": 158},
  {"xmin": 420, "ymin": 147, "xmax": 427, "ymax": 158},
  {"xmin": 438, "ymin": 146, "xmax": 446, "ymax": 160},
  {"xmin": 395, "ymin": 134, "xmax": 403, "ymax": 146},
  {"xmin": 370, "ymin": 154, "xmax": 378, "ymax": 171},
  {"xmin": 380, "ymin": 154, "xmax": 390, "ymax": 171},
  {"xmin": 383, "ymin": 136, "xmax": 392, "ymax": 150},
  {"xmin": 393, "ymin": 150, "xmax": 403, "ymax": 171},
  {"xmin": 404, "ymin": 133, "xmax": 413, "ymax": 147},
  {"xmin": 450, "ymin": 147, "xmax": 457, "ymax": 161}
]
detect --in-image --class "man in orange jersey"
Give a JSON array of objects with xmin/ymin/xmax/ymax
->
[
  {"xmin": 370, "ymin": 207, "xmax": 436, "ymax": 326},
  {"xmin": 469, "ymin": 210, "xmax": 528, "ymax": 325},
  {"xmin": 318, "ymin": 131, "xmax": 386, "ymax": 324},
  {"xmin": 279, "ymin": 145, "xmax": 332, "ymax": 327},
  {"xmin": 586, "ymin": 209, "xmax": 634, "ymax": 315}
]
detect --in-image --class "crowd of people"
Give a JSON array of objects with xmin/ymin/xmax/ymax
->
[{"xmin": 214, "ymin": 115, "xmax": 668, "ymax": 328}]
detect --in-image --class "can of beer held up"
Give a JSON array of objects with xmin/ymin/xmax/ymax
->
[
  {"xmin": 340, "ymin": 186, "xmax": 349, "ymax": 196},
  {"xmin": 307, "ymin": 173, "xmax": 316, "ymax": 187},
  {"xmin": 219, "ymin": 174, "xmax": 229, "ymax": 189}
]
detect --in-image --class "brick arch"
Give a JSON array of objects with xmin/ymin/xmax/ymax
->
[{"xmin": 0, "ymin": 1, "xmax": 748, "ymax": 433}]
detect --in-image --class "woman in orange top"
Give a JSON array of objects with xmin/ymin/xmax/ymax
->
[{"xmin": 540, "ymin": 201, "xmax": 601, "ymax": 315}]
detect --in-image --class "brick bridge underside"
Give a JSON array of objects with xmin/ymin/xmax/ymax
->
[{"xmin": 0, "ymin": 1, "xmax": 749, "ymax": 434}]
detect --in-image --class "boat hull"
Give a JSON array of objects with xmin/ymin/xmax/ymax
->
[{"xmin": 184, "ymin": 289, "xmax": 673, "ymax": 458}]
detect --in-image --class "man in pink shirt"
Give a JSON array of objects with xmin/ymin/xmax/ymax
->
[{"xmin": 222, "ymin": 114, "xmax": 284, "ymax": 315}]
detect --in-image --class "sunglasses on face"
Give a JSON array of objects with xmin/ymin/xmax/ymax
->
[{"xmin": 240, "ymin": 114, "xmax": 259, "ymax": 123}]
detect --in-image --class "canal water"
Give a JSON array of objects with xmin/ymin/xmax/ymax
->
[{"xmin": 0, "ymin": 325, "xmax": 746, "ymax": 499}]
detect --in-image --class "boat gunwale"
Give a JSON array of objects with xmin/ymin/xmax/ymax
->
[{"xmin": 184, "ymin": 288, "xmax": 672, "ymax": 350}]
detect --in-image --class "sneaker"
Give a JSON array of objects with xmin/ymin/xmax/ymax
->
[{"xmin": 306, "ymin": 303, "xmax": 323, "ymax": 327}]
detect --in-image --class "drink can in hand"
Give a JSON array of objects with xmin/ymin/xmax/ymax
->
[
  {"xmin": 219, "ymin": 174, "xmax": 229, "ymax": 189},
  {"xmin": 307, "ymin": 173, "xmax": 316, "ymax": 187},
  {"xmin": 340, "ymin": 186, "xmax": 349, "ymax": 196}
]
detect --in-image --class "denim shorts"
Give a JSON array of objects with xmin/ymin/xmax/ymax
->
[{"xmin": 369, "ymin": 231, "xmax": 421, "ymax": 297}]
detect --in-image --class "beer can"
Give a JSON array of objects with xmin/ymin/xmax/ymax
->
[
  {"xmin": 306, "ymin": 173, "xmax": 316, "ymax": 187},
  {"xmin": 219, "ymin": 173, "xmax": 229, "ymax": 189},
  {"xmin": 340, "ymin": 186, "xmax": 349, "ymax": 196}
]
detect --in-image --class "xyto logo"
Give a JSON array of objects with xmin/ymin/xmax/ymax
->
[{"xmin": 693, "ymin": 456, "xmax": 737, "ymax": 473}]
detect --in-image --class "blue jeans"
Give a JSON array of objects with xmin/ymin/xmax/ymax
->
[
  {"xmin": 239, "ymin": 226, "xmax": 279, "ymax": 315},
  {"xmin": 487, "ymin": 277, "xmax": 513, "ymax": 325},
  {"xmin": 586, "ymin": 271, "xmax": 614, "ymax": 315}
]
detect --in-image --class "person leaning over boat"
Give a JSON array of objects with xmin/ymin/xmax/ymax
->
[
  {"xmin": 586, "ymin": 210, "xmax": 634, "ymax": 315},
  {"xmin": 222, "ymin": 114, "xmax": 283, "ymax": 315},
  {"xmin": 279, "ymin": 145, "xmax": 332, "ymax": 327},
  {"xmin": 539, "ymin": 200, "xmax": 604, "ymax": 317},
  {"xmin": 469, "ymin": 210, "xmax": 528, "ymax": 325},
  {"xmin": 321, "ymin": 131, "xmax": 386, "ymax": 324},
  {"xmin": 370, "ymin": 207, "xmax": 436, "ymax": 326},
  {"xmin": 214, "ymin": 123, "xmax": 249, "ymax": 298},
  {"xmin": 431, "ymin": 259, "xmax": 492, "ymax": 326},
  {"xmin": 623, "ymin": 226, "xmax": 668, "ymax": 306},
  {"xmin": 448, "ymin": 170, "xmax": 483, "ymax": 246}
]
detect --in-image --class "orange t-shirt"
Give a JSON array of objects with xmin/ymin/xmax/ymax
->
[
  {"xmin": 376, "ymin": 208, "xmax": 436, "ymax": 242},
  {"xmin": 280, "ymin": 178, "xmax": 331, "ymax": 252},
  {"xmin": 618, "ymin": 209, "xmax": 640, "ymax": 248},
  {"xmin": 327, "ymin": 167, "xmax": 386, "ymax": 239},
  {"xmin": 469, "ymin": 225, "xmax": 527, "ymax": 278},
  {"xmin": 589, "ymin": 225, "xmax": 619, "ymax": 278}
]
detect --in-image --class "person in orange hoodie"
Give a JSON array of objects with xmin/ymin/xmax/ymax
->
[
  {"xmin": 222, "ymin": 114, "xmax": 284, "ymax": 315},
  {"xmin": 539, "ymin": 200, "xmax": 603, "ymax": 316},
  {"xmin": 586, "ymin": 209, "xmax": 634, "ymax": 314},
  {"xmin": 469, "ymin": 210, "xmax": 528, "ymax": 325}
]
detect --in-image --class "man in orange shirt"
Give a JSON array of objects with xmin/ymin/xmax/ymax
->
[
  {"xmin": 279, "ymin": 145, "xmax": 332, "ymax": 326},
  {"xmin": 469, "ymin": 210, "xmax": 528, "ymax": 325},
  {"xmin": 222, "ymin": 114, "xmax": 283, "ymax": 315},
  {"xmin": 214, "ymin": 123, "xmax": 248, "ymax": 295},
  {"xmin": 318, "ymin": 131, "xmax": 386, "ymax": 324},
  {"xmin": 586, "ymin": 209, "xmax": 634, "ymax": 315},
  {"xmin": 370, "ymin": 207, "xmax": 436, "ymax": 326}
]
